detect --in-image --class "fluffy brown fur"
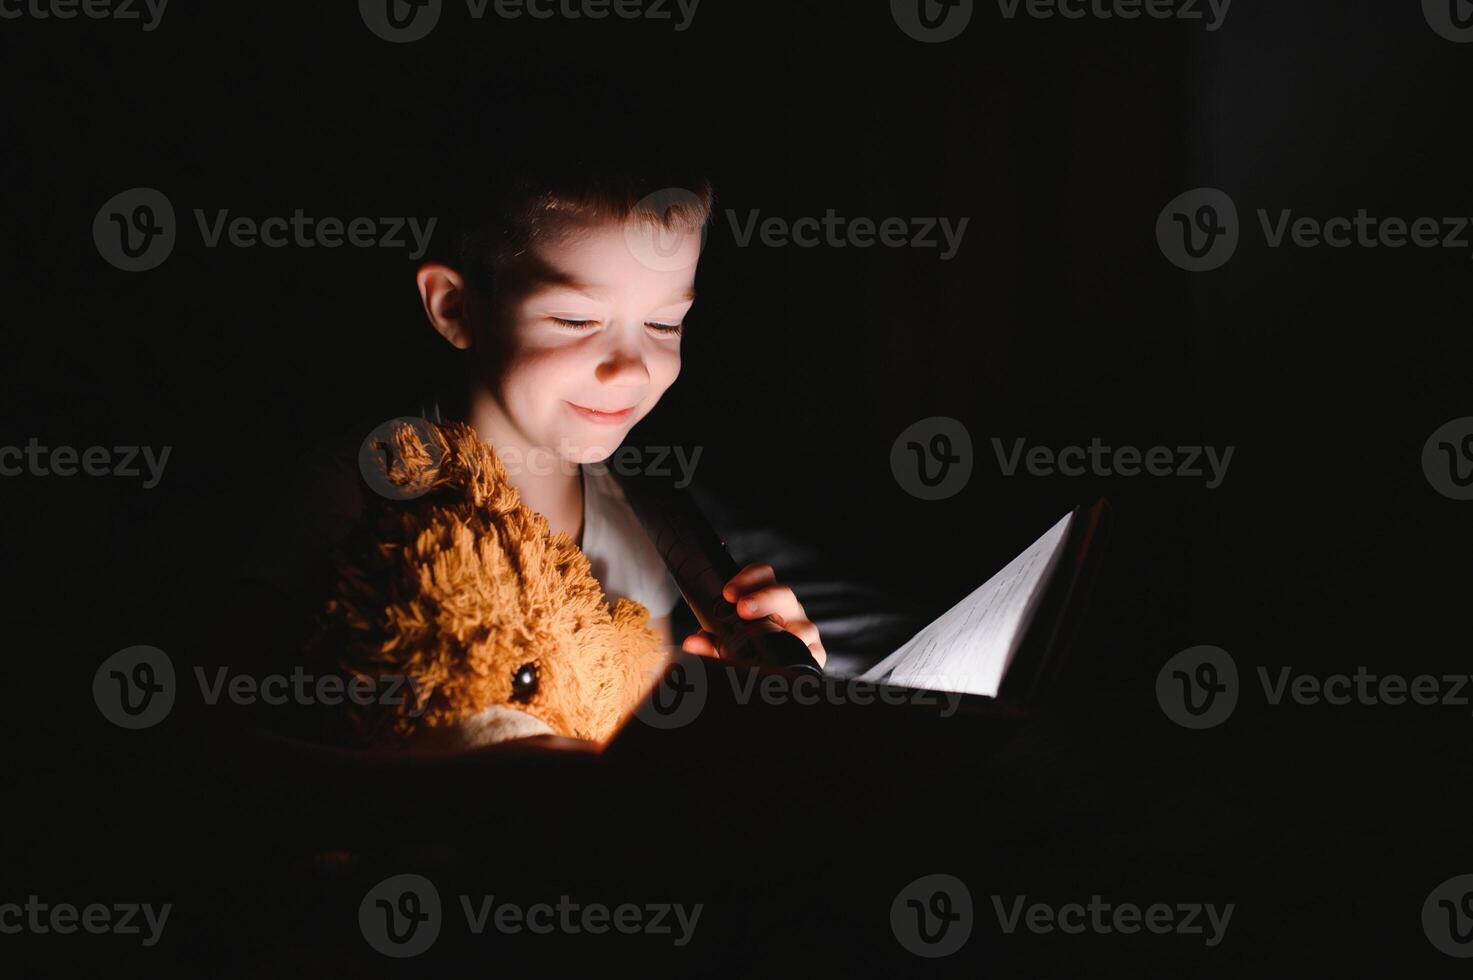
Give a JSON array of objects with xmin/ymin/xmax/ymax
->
[{"xmin": 303, "ymin": 418, "xmax": 668, "ymax": 748}]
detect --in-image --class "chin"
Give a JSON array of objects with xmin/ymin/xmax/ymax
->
[{"xmin": 562, "ymin": 435, "xmax": 626, "ymax": 465}]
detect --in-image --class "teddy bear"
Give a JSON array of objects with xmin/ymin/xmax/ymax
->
[{"xmin": 300, "ymin": 417, "xmax": 670, "ymax": 750}]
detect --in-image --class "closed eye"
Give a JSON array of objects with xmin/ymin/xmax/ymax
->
[{"xmin": 550, "ymin": 316, "xmax": 682, "ymax": 336}]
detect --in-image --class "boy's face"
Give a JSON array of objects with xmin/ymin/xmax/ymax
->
[{"xmin": 483, "ymin": 216, "xmax": 700, "ymax": 464}]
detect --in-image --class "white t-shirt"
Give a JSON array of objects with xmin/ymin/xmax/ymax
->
[{"xmin": 578, "ymin": 464, "xmax": 681, "ymax": 619}]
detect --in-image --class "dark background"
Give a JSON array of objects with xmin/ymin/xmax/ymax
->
[{"xmin": 4, "ymin": 0, "xmax": 1473, "ymax": 975}]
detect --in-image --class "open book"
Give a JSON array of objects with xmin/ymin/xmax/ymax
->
[
  {"xmin": 603, "ymin": 494, "xmax": 1111, "ymax": 754},
  {"xmin": 857, "ymin": 499, "xmax": 1110, "ymax": 702}
]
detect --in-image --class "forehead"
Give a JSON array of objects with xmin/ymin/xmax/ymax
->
[{"xmin": 524, "ymin": 216, "xmax": 701, "ymax": 300}]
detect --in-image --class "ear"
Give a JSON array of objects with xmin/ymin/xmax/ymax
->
[{"xmin": 415, "ymin": 262, "xmax": 475, "ymax": 350}]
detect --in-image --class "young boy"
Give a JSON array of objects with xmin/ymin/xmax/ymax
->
[{"xmin": 412, "ymin": 161, "xmax": 827, "ymax": 668}]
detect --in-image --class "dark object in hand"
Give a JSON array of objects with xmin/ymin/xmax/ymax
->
[{"xmin": 614, "ymin": 470, "xmax": 823, "ymax": 677}]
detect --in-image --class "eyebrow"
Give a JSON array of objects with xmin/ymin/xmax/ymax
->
[{"xmin": 530, "ymin": 270, "xmax": 696, "ymax": 305}]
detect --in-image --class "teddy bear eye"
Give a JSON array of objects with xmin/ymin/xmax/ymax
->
[{"xmin": 510, "ymin": 662, "xmax": 539, "ymax": 702}]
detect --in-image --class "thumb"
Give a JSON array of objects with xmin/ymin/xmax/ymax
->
[{"xmin": 681, "ymin": 630, "xmax": 722, "ymax": 658}]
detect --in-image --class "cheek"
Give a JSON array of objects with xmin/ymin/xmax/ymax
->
[
  {"xmin": 502, "ymin": 348, "xmax": 585, "ymax": 415},
  {"xmin": 645, "ymin": 347, "xmax": 681, "ymax": 400}
]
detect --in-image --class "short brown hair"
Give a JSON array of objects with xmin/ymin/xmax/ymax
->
[{"xmin": 443, "ymin": 153, "xmax": 715, "ymax": 293}]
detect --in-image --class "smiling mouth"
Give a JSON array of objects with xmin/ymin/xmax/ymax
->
[{"xmin": 566, "ymin": 402, "xmax": 636, "ymax": 424}]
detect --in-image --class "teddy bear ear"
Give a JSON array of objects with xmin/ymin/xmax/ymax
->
[{"xmin": 360, "ymin": 417, "xmax": 456, "ymax": 500}]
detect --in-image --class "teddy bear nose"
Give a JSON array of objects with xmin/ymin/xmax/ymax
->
[{"xmin": 510, "ymin": 662, "xmax": 539, "ymax": 702}]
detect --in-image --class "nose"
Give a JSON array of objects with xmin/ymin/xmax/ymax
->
[
  {"xmin": 453, "ymin": 705, "xmax": 556, "ymax": 747},
  {"xmin": 594, "ymin": 334, "xmax": 651, "ymax": 388}
]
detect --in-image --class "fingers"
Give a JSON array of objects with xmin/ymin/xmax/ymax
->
[
  {"xmin": 722, "ymin": 564, "xmax": 827, "ymax": 668},
  {"xmin": 770, "ymin": 614, "xmax": 823, "ymax": 651},
  {"xmin": 782, "ymin": 618, "xmax": 827, "ymax": 668},
  {"xmin": 732, "ymin": 583, "xmax": 803, "ymax": 624},
  {"xmin": 767, "ymin": 615, "xmax": 827, "ymax": 668},
  {"xmin": 722, "ymin": 562, "xmax": 777, "ymax": 603},
  {"xmin": 681, "ymin": 631, "xmax": 721, "ymax": 658},
  {"xmin": 688, "ymin": 625, "xmax": 826, "ymax": 668}
]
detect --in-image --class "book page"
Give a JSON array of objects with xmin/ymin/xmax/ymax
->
[{"xmin": 857, "ymin": 510, "xmax": 1074, "ymax": 697}]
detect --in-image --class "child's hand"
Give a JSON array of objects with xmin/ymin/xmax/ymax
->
[{"xmin": 680, "ymin": 562, "xmax": 827, "ymax": 669}]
